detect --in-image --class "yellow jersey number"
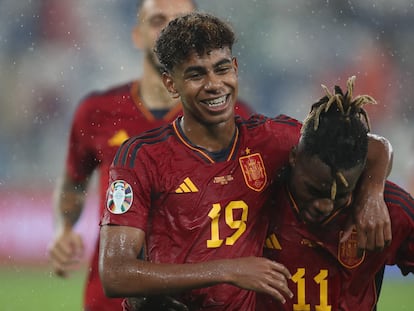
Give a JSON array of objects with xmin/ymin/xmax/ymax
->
[
  {"xmin": 207, "ymin": 200, "xmax": 248, "ymax": 248},
  {"xmin": 292, "ymin": 268, "xmax": 331, "ymax": 311}
]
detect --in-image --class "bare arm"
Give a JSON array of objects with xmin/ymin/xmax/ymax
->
[
  {"xmin": 99, "ymin": 225, "xmax": 293, "ymax": 303},
  {"xmin": 365, "ymin": 134, "xmax": 393, "ymax": 184},
  {"xmin": 48, "ymin": 171, "xmax": 88, "ymax": 277},
  {"xmin": 348, "ymin": 133, "xmax": 393, "ymax": 251}
]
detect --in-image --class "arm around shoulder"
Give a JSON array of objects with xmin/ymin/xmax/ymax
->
[
  {"xmin": 351, "ymin": 134, "xmax": 393, "ymax": 251},
  {"xmin": 366, "ymin": 133, "xmax": 393, "ymax": 180}
]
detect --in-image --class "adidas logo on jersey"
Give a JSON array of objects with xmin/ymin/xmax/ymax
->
[
  {"xmin": 175, "ymin": 177, "xmax": 199, "ymax": 193},
  {"xmin": 264, "ymin": 233, "xmax": 282, "ymax": 250}
]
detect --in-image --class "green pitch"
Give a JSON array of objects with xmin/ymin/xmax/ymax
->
[
  {"xmin": 0, "ymin": 265, "xmax": 85, "ymax": 311},
  {"xmin": 0, "ymin": 265, "xmax": 412, "ymax": 310},
  {"xmin": 377, "ymin": 278, "xmax": 414, "ymax": 310}
]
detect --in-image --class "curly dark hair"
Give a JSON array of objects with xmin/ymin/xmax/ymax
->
[{"xmin": 154, "ymin": 12, "xmax": 236, "ymax": 72}]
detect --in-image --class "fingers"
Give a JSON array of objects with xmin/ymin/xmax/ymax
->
[
  {"xmin": 271, "ymin": 261, "xmax": 292, "ymax": 280},
  {"xmin": 364, "ymin": 222, "xmax": 377, "ymax": 251},
  {"xmin": 383, "ymin": 220, "xmax": 392, "ymax": 247},
  {"xmin": 379, "ymin": 206, "xmax": 392, "ymax": 249},
  {"xmin": 263, "ymin": 283, "xmax": 291, "ymax": 304},
  {"xmin": 340, "ymin": 223, "xmax": 355, "ymax": 243},
  {"xmin": 230, "ymin": 257, "xmax": 293, "ymax": 304},
  {"xmin": 372, "ymin": 219, "xmax": 392, "ymax": 251},
  {"xmin": 266, "ymin": 280, "xmax": 293, "ymax": 304},
  {"xmin": 374, "ymin": 225, "xmax": 385, "ymax": 251},
  {"xmin": 356, "ymin": 218, "xmax": 392, "ymax": 254},
  {"xmin": 48, "ymin": 233, "xmax": 84, "ymax": 277},
  {"xmin": 267, "ymin": 261, "xmax": 293, "ymax": 303},
  {"xmin": 49, "ymin": 244, "xmax": 72, "ymax": 277},
  {"xmin": 49, "ymin": 247, "xmax": 80, "ymax": 277},
  {"xmin": 353, "ymin": 196, "xmax": 392, "ymax": 252}
]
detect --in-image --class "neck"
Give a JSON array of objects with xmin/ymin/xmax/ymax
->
[
  {"xmin": 140, "ymin": 61, "xmax": 178, "ymax": 110},
  {"xmin": 180, "ymin": 116, "xmax": 236, "ymax": 152}
]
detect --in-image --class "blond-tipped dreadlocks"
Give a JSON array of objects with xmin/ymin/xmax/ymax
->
[
  {"xmin": 300, "ymin": 76, "xmax": 377, "ymax": 199},
  {"xmin": 302, "ymin": 75, "xmax": 377, "ymax": 134}
]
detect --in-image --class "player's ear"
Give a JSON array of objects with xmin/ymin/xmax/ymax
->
[
  {"xmin": 131, "ymin": 25, "xmax": 143, "ymax": 49},
  {"xmin": 162, "ymin": 72, "xmax": 180, "ymax": 99},
  {"xmin": 232, "ymin": 57, "xmax": 239, "ymax": 75}
]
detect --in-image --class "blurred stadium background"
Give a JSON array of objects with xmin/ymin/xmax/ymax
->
[{"xmin": 0, "ymin": 0, "xmax": 413, "ymax": 309}]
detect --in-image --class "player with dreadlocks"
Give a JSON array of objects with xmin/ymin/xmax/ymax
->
[
  {"xmin": 299, "ymin": 75, "xmax": 375, "ymax": 202},
  {"xmin": 258, "ymin": 76, "xmax": 414, "ymax": 311}
]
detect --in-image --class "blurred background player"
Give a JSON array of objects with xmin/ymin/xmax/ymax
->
[
  {"xmin": 258, "ymin": 76, "xmax": 413, "ymax": 311},
  {"xmin": 48, "ymin": 1, "xmax": 254, "ymax": 310}
]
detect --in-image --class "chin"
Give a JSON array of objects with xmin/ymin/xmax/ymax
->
[{"xmin": 210, "ymin": 110, "xmax": 234, "ymax": 125}]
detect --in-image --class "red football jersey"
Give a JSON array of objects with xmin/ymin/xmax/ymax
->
[
  {"xmin": 258, "ymin": 181, "xmax": 414, "ymax": 311},
  {"xmin": 65, "ymin": 79, "xmax": 253, "ymax": 311},
  {"xmin": 102, "ymin": 114, "xmax": 301, "ymax": 310}
]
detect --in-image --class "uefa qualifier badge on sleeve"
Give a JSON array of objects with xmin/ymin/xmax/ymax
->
[{"xmin": 106, "ymin": 180, "xmax": 133, "ymax": 214}]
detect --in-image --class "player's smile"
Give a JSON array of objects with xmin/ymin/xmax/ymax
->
[
  {"xmin": 163, "ymin": 47, "xmax": 238, "ymax": 126},
  {"xmin": 200, "ymin": 95, "xmax": 230, "ymax": 112}
]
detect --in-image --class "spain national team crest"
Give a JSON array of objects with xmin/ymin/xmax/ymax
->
[
  {"xmin": 239, "ymin": 153, "xmax": 267, "ymax": 192},
  {"xmin": 338, "ymin": 230, "xmax": 365, "ymax": 268},
  {"xmin": 106, "ymin": 180, "xmax": 133, "ymax": 214}
]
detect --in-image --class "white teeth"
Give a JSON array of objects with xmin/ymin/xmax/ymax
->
[{"xmin": 204, "ymin": 96, "xmax": 226, "ymax": 107}]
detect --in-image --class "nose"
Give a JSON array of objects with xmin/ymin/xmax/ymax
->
[
  {"xmin": 312, "ymin": 198, "xmax": 334, "ymax": 218},
  {"xmin": 204, "ymin": 73, "xmax": 223, "ymax": 91}
]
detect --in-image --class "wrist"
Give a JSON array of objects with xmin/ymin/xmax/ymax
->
[{"xmin": 359, "ymin": 174, "xmax": 385, "ymax": 191}]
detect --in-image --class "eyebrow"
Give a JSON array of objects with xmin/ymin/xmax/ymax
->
[
  {"xmin": 183, "ymin": 58, "xmax": 232, "ymax": 75},
  {"xmin": 306, "ymin": 181, "xmax": 350, "ymax": 199}
]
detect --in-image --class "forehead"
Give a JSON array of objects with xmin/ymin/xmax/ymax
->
[
  {"xmin": 140, "ymin": 0, "xmax": 194, "ymax": 20},
  {"xmin": 299, "ymin": 155, "xmax": 332, "ymax": 187},
  {"xmin": 174, "ymin": 47, "xmax": 233, "ymax": 72},
  {"xmin": 296, "ymin": 153, "xmax": 363, "ymax": 192}
]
